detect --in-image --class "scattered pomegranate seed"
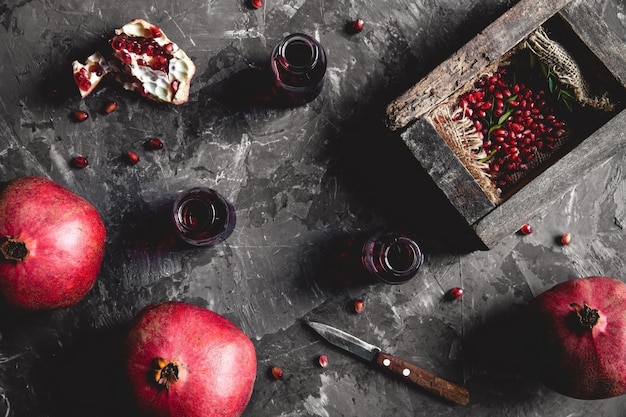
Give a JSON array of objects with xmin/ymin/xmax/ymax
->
[
  {"xmin": 519, "ymin": 223, "xmax": 533, "ymax": 235},
  {"xmin": 73, "ymin": 110, "xmax": 89, "ymax": 122},
  {"xmin": 71, "ymin": 155, "xmax": 89, "ymax": 169},
  {"xmin": 250, "ymin": 0, "xmax": 263, "ymax": 8},
  {"xmin": 560, "ymin": 232, "xmax": 572, "ymax": 245},
  {"xmin": 351, "ymin": 18, "xmax": 365, "ymax": 33},
  {"xmin": 125, "ymin": 151, "xmax": 140, "ymax": 165},
  {"xmin": 271, "ymin": 366, "xmax": 283, "ymax": 380},
  {"xmin": 104, "ymin": 100, "xmax": 118, "ymax": 114},
  {"xmin": 446, "ymin": 287, "xmax": 464, "ymax": 300},
  {"xmin": 145, "ymin": 137, "xmax": 164, "ymax": 150},
  {"xmin": 318, "ymin": 354, "xmax": 328, "ymax": 368},
  {"xmin": 354, "ymin": 299, "xmax": 365, "ymax": 314}
]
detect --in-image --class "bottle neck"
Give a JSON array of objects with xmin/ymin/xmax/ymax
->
[
  {"xmin": 274, "ymin": 34, "xmax": 321, "ymax": 74},
  {"xmin": 380, "ymin": 239, "xmax": 422, "ymax": 275},
  {"xmin": 362, "ymin": 233, "xmax": 423, "ymax": 284}
]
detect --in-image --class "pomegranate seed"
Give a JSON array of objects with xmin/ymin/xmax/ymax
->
[
  {"xmin": 120, "ymin": 51, "xmax": 132, "ymax": 64},
  {"xmin": 145, "ymin": 137, "xmax": 164, "ymax": 150},
  {"xmin": 71, "ymin": 155, "xmax": 89, "ymax": 169},
  {"xmin": 73, "ymin": 110, "xmax": 89, "ymax": 122},
  {"xmin": 351, "ymin": 18, "xmax": 365, "ymax": 33},
  {"xmin": 150, "ymin": 26, "xmax": 163, "ymax": 38},
  {"xmin": 125, "ymin": 151, "xmax": 140, "ymax": 165},
  {"xmin": 318, "ymin": 355, "xmax": 328, "ymax": 368},
  {"xmin": 250, "ymin": 0, "xmax": 263, "ymax": 8},
  {"xmin": 519, "ymin": 223, "xmax": 533, "ymax": 235},
  {"xmin": 271, "ymin": 366, "xmax": 284, "ymax": 380},
  {"xmin": 104, "ymin": 100, "xmax": 118, "ymax": 114},
  {"xmin": 446, "ymin": 287, "xmax": 464, "ymax": 300},
  {"xmin": 560, "ymin": 232, "xmax": 572, "ymax": 245},
  {"xmin": 354, "ymin": 299, "xmax": 365, "ymax": 314}
]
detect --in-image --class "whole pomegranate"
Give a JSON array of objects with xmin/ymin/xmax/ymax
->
[
  {"xmin": 125, "ymin": 301, "xmax": 257, "ymax": 417},
  {"xmin": 525, "ymin": 276, "xmax": 626, "ymax": 399},
  {"xmin": 0, "ymin": 176, "xmax": 106, "ymax": 309}
]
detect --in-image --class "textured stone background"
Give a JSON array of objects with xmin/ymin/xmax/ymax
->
[{"xmin": 0, "ymin": 0, "xmax": 626, "ymax": 416}]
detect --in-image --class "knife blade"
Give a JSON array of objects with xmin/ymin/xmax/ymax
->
[{"xmin": 305, "ymin": 319, "xmax": 470, "ymax": 406}]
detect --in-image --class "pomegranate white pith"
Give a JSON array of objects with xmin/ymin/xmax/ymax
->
[{"xmin": 72, "ymin": 19, "xmax": 196, "ymax": 105}]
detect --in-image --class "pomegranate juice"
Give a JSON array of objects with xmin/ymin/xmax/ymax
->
[
  {"xmin": 361, "ymin": 233, "xmax": 423, "ymax": 285},
  {"xmin": 270, "ymin": 33, "xmax": 327, "ymax": 106},
  {"xmin": 172, "ymin": 188, "xmax": 236, "ymax": 246}
]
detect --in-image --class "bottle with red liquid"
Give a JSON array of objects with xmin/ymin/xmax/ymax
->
[
  {"xmin": 270, "ymin": 33, "xmax": 327, "ymax": 106},
  {"xmin": 337, "ymin": 232, "xmax": 424, "ymax": 285},
  {"xmin": 172, "ymin": 188, "xmax": 236, "ymax": 246},
  {"xmin": 361, "ymin": 232, "xmax": 424, "ymax": 284}
]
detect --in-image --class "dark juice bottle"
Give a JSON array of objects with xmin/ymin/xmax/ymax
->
[
  {"xmin": 361, "ymin": 232, "xmax": 423, "ymax": 284},
  {"xmin": 172, "ymin": 188, "xmax": 236, "ymax": 246},
  {"xmin": 270, "ymin": 33, "xmax": 327, "ymax": 106}
]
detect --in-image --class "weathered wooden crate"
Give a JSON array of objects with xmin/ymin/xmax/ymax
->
[{"xmin": 385, "ymin": 0, "xmax": 626, "ymax": 250}]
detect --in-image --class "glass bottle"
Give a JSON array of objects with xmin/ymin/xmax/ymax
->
[
  {"xmin": 270, "ymin": 33, "xmax": 327, "ymax": 106},
  {"xmin": 172, "ymin": 187, "xmax": 236, "ymax": 246},
  {"xmin": 361, "ymin": 232, "xmax": 424, "ymax": 285}
]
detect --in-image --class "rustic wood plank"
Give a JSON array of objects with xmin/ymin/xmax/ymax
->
[
  {"xmin": 472, "ymin": 109, "xmax": 626, "ymax": 248},
  {"xmin": 472, "ymin": 2, "xmax": 626, "ymax": 248},
  {"xmin": 560, "ymin": 0, "xmax": 626, "ymax": 87},
  {"xmin": 401, "ymin": 118, "xmax": 495, "ymax": 225},
  {"xmin": 385, "ymin": 0, "xmax": 574, "ymax": 131}
]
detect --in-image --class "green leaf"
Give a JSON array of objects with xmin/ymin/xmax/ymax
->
[
  {"xmin": 507, "ymin": 94, "xmax": 518, "ymax": 102},
  {"xmin": 548, "ymin": 76, "xmax": 556, "ymax": 93},
  {"xmin": 479, "ymin": 149, "xmax": 498, "ymax": 163},
  {"xmin": 563, "ymin": 97, "xmax": 573, "ymax": 112},
  {"xmin": 498, "ymin": 109, "xmax": 513, "ymax": 125},
  {"xmin": 560, "ymin": 89, "xmax": 575, "ymax": 99},
  {"xmin": 487, "ymin": 124, "xmax": 502, "ymax": 137}
]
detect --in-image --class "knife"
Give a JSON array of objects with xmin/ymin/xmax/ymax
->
[{"xmin": 305, "ymin": 319, "xmax": 470, "ymax": 406}]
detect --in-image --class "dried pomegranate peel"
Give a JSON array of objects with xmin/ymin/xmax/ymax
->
[{"xmin": 72, "ymin": 19, "xmax": 196, "ymax": 105}]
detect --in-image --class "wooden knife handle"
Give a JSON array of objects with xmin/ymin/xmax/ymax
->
[{"xmin": 374, "ymin": 351, "xmax": 470, "ymax": 406}]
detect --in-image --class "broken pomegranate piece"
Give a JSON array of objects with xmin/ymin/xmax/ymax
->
[
  {"xmin": 72, "ymin": 52, "xmax": 118, "ymax": 98},
  {"xmin": 71, "ymin": 19, "xmax": 195, "ymax": 105}
]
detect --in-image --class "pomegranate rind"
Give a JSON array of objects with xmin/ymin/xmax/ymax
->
[
  {"xmin": 0, "ymin": 176, "xmax": 106, "ymax": 309},
  {"xmin": 71, "ymin": 19, "xmax": 196, "ymax": 105},
  {"xmin": 525, "ymin": 276, "xmax": 626, "ymax": 399},
  {"xmin": 125, "ymin": 301, "xmax": 257, "ymax": 417},
  {"xmin": 110, "ymin": 18, "xmax": 196, "ymax": 105}
]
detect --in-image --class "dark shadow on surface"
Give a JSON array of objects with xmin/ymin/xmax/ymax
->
[
  {"xmin": 297, "ymin": 230, "xmax": 380, "ymax": 295},
  {"xmin": 462, "ymin": 305, "xmax": 546, "ymax": 404},
  {"xmin": 43, "ymin": 326, "xmax": 140, "ymax": 417},
  {"xmin": 325, "ymin": 108, "xmax": 488, "ymax": 254},
  {"xmin": 0, "ymin": 306, "xmax": 140, "ymax": 417}
]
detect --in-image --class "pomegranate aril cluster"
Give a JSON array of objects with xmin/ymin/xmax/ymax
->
[
  {"xmin": 456, "ymin": 68, "xmax": 567, "ymax": 190},
  {"xmin": 111, "ymin": 33, "xmax": 173, "ymax": 73}
]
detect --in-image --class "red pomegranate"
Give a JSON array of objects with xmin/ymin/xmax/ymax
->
[
  {"xmin": 125, "ymin": 301, "xmax": 257, "ymax": 417},
  {"xmin": 0, "ymin": 176, "xmax": 106, "ymax": 309},
  {"xmin": 525, "ymin": 276, "xmax": 626, "ymax": 399}
]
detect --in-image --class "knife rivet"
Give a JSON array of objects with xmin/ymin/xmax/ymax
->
[
  {"xmin": 383, "ymin": 358, "xmax": 391, "ymax": 367},
  {"xmin": 402, "ymin": 368, "xmax": 411, "ymax": 377}
]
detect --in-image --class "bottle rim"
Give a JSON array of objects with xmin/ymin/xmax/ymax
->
[{"xmin": 271, "ymin": 33, "xmax": 326, "ymax": 75}]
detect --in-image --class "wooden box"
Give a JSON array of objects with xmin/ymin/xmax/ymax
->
[{"xmin": 385, "ymin": 0, "xmax": 626, "ymax": 250}]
